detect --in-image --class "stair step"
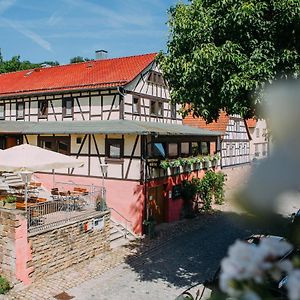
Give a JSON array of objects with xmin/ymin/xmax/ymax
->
[{"xmin": 109, "ymin": 231, "xmax": 124, "ymax": 242}]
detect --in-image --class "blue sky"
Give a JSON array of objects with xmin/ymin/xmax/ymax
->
[{"xmin": 0, "ymin": 0, "xmax": 181, "ymax": 64}]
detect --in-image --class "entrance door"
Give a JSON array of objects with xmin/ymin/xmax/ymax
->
[
  {"xmin": 0, "ymin": 137, "xmax": 5, "ymax": 149},
  {"xmin": 148, "ymin": 185, "xmax": 166, "ymax": 224},
  {"xmin": 6, "ymin": 136, "xmax": 22, "ymax": 149}
]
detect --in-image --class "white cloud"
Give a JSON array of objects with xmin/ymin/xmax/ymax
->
[
  {"xmin": 63, "ymin": 0, "xmax": 152, "ymax": 27},
  {"xmin": 0, "ymin": 0, "xmax": 16, "ymax": 15},
  {"xmin": 48, "ymin": 11, "xmax": 63, "ymax": 26},
  {"xmin": 1, "ymin": 17, "xmax": 52, "ymax": 51}
]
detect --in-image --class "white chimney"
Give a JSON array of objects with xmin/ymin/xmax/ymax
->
[{"xmin": 95, "ymin": 50, "xmax": 108, "ymax": 60}]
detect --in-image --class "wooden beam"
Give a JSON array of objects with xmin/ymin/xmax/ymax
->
[
  {"xmin": 70, "ymin": 134, "xmax": 87, "ymax": 174},
  {"xmin": 107, "ymin": 94, "xmax": 117, "ymax": 120},
  {"xmin": 75, "ymin": 97, "xmax": 85, "ymax": 121},
  {"xmin": 125, "ymin": 135, "xmax": 139, "ymax": 179}
]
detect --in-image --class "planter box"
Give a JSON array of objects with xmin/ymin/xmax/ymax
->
[{"xmin": 1, "ymin": 202, "xmax": 16, "ymax": 209}]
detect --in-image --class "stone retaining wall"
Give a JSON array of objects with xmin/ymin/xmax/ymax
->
[
  {"xmin": 0, "ymin": 209, "xmax": 21, "ymax": 284},
  {"xmin": 0, "ymin": 208, "xmax": 111, "ymax": 285},
  {"xmin": 28, "ymin": 211, "xmax": 110, "ymax": 281}
]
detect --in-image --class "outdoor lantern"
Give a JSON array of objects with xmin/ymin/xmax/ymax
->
[
  {"xmin": 19, "ymin": 171, "xmax": 33, "ymax": 213},
  {"xmin": 97, "ymin": 164, "xmax": 108, "ymax": 211}
]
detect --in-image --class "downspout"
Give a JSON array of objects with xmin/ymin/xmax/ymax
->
[{"xmin": 140, "ymin": 135, "xmax": 148, "ymax": 234}]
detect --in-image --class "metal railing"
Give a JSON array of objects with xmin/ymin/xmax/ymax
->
[
  {"xmin": 109, "ymin": 207, "xmax": 134, "ymax": 239},
  {"xmin": 27, "ymin": 182, "xmax": 106, "ymax": 233}
]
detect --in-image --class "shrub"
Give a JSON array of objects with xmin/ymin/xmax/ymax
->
[{"xmin": 0, "ymin": 276, "xmax": 10, "ymax": 294}]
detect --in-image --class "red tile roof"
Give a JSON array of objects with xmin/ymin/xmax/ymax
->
[
  {"xmin": 0, "ymin": 53, "xmax": 157, "ymax": 97},
  {"xmin": 183, "ymin": 111, "xmax": 230, "ymax": 133},
  {"xmin": 246, "ymin": 118, "xmax": 257, "ymax": 128}
]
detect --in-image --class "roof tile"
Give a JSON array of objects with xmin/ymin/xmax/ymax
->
[
  {"xmin": 183, "ymin": 112, "xmax": 230, "ymax": 133},
  {"xmin": 0, "ymin": 53, "xmax": 157, "ymax": 97}
]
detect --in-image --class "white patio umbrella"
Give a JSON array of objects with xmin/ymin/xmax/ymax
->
[
  {"xmin": 0, "ymin": 144, "xmax": 84, "ymax": 212},
  {"xmin": 0, "ymin": 144, "xmax": 84, "ymax": 172}
]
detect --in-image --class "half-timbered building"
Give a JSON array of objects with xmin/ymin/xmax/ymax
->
[
  {"xmin": 0, "ymin": 53, "xmax": 221, "ymax": 234},
  {"xmin": 183, "ymin": 112, "xmax": 251, "ymax": 168}
]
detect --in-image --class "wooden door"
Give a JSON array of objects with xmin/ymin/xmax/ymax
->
[
  {"xmin": 6, "ymin": 137, "xmax": 18, "ymax": 148},
  {"xmin": 148, "ymin": 185, "xmax": 166, "ymax": 224}
]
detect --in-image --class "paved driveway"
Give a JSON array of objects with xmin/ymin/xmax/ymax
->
[{"xmin": 66, "ymin": 209, "xmax": 286, "ymax": 300}]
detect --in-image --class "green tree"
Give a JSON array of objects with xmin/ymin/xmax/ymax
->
[
  {"xmin": 158, "ymin": 0, "xmax": 300, "ymax": 122},
  {"xmin": 0, "ymin": 55, "xmax": 40, "ymax": 73},
  {"xmin": 70, "ymin": 56, "xmax": 92, "ymax": 63}
]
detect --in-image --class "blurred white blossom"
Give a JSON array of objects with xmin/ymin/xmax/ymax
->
[
  {"xmin": 259, "ymin": 237, "xmax": 293, "ymax": 258},
  {"xmin": 220, "ymin": 237, "xmax": 294, "ymax": 298},
  {"xmin": 287, "ymin": 269, "xmax": 300, "ymax": 300},
  {"xmin": 240, "ymin": 81, "xmax": 300, "ymax": 214}
]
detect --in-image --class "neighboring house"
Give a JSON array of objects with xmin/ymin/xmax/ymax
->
[
  {"xmin": 183, "ymin": 112, "xmax": 251, "ymax": 168},
  {"xmin": 0, "ymin": 52, "xmax": 221, "ymax": 234},
  {"xmin": 246, "ymin": 118, "xmax": 269, "ymax": 161}
]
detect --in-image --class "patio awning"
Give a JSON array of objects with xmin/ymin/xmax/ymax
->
[{"xmin": 0, "ymin": 120, "xmax": 222, "ymax": 136}]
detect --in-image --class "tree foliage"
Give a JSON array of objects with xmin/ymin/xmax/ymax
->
[
  {"xmin": 158, "ymin": 0, "xmax": 300, "ymax": 122},
  {"xmin": 70, "ymin": 56, "xmax": 92, "ymax": 63},
  {"xmin": 0, "ymin": 50, "xmax": 60, "ymax": 73}
]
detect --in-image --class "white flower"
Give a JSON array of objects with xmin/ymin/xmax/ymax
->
[
  {"xmin": 287, "ymin": 269, "xmax": 300, "ymax": 300},
  {"xmin": 219, "ymin": 240, "xmax": 267, "ymax": 295},
  {"xmin": 259, "ymin": 237, "xmax": 293, "ymax": 259},
  {"xmin": 243, "ymin": 290, "xmax": 261, "ymax": 300}
]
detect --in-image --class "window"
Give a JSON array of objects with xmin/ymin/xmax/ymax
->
[
  {"xmin": 255, "ymin": 144, "xmax": 259, "ymax": 157},
  {"xmin": 181, "ymin": 142, "xmax": 190, "ymax": 157},
  {"xmin": 132, "ymin": 97, "xmax": 140, "ymax": 114},
  {"xmin": 150, "ymin": 101, "xmax": 164, "ymax": 117},
  {"xmin": 39, "ymin": 136, "xmax": 70, "ymax": 155},
  {"xmin": 262, "ymin": 128, "xmax": 267, "ymax": 139},
  {"xmin": 256, "ymin": 128, "xmax": 260, "ymax": 138},
  {"xmin": 192, "ymin": 142, "xmax": 200, "ymax": 156},
  {"xmin": 151, "ymin": 143, "xmax": 166, "ymax": 158},
  {"xmin": 105, "ymin": 139, "xmax": 124, "ymax": 159},
  {"xmin": 147, "ymin": 71, "xmax": 166, "ymax": 86},
  {"xmin": 171, "ymin": 104, "xmax": 177, "ymax": 119},
  {"xmin": 168, "ymin": 143, "xmax": 178, "ymax": 158},
  {"xmin": 0, "ymin": 104, "xmax": 5, "ymax": 120},
  {"xmin": 62, "ymin": 98, "xmax": 73, "ymax": 117},
  {"xmin": 157, "ymin": 102, "xmax": 163, "ymax": 116},
  {"xmin": 150, "ymin": 101, "xmax": 156, "ymax": 115},
  {"xmin": 38, "ymin": 100, "xmax": 48, "ymax": 118},
  {"xmin": 201, "ymin": 142, "xmax": 210, "ymax": 155},
  {"xmin": 16, "ymin": 102, "xmax": 24, "ymax": 119}
]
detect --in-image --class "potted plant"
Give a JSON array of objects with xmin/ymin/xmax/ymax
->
[
  {"xmin": 211, "ymin": 153, "xmax": 220, "ymax": 167},
  {"xmin": 2, "ymin": 195, "xmax": 17, "ymax": 209},
  {"xmin": 202, "ymin": 156, "xmax": 211, "ymax": 169},
  {"xmin": 195, "ymin": 156, "xmax": 203, "ymax": 170}
]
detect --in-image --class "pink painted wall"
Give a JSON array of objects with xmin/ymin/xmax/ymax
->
[
  {"xmin": 15, "ymin": 215, "xmax": 32, "ymax": 285},
  {"xmin": 34, "ymin": 173, "xmax": 145, "ymax": 234},
  {"xmin": 147, "ymin": 169, "xmax": 209, "ymax": 223},
  {"xmin": 35, "ymin": 167, "xmax": 221, "ymax": 235}
]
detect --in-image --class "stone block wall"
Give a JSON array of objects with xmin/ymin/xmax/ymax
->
[
  {"xmin": 0, "ymin": 208, "xmax": 111, "ymax": 285},
  {"xmin": 28, "ymin": 211, "xmax": 110, "ymax": 281}
]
